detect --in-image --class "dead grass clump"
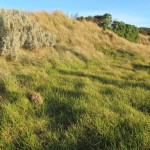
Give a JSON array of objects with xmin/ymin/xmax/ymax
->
[{"xmin": 28, "ymin": 92, "xmax": 44, "ymax": 105}]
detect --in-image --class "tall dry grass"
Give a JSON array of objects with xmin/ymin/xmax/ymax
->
[{"xmin": 139, "ymin": 34, "xmax": 150, "ymax": 45}]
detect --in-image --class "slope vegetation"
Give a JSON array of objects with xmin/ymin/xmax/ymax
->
[{"xmin": 0, "ymin": 10, "xmax": 150, "ymax": 150}]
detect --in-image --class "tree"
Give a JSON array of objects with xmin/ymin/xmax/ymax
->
[
  {"xmin": 112, "ymin": 21, "xmax": 126, "ymax": 37},
  {"xmin": 76, "ymin": 16, "xmax": 84, "ymax": 21},
  {"xmin": 93, "ymin": 15, "xmax": 103, "ymax": 24},
  {"xmin": 112, "ymin": 21, "xmax": 139, "ymax": 42},
  {"xmin": 85, "ymin": 16, "xmax": 93, "ymax": 21},
  {"xmin": 99, "ymin": 13, "xmax": 112, "ymax": 29}
]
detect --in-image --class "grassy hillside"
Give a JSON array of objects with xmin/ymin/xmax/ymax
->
[{"xmin": 0, "ymin": 10, "xmax": 150, "ymax": 150}]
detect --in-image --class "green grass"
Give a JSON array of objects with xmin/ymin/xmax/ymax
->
[{"xmin": 0, "ymin": 46, "xmax": 150, "ymax": 150}]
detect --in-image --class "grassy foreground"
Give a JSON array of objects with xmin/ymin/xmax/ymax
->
[{"xmin": 0, "ymin": 11, "xmax": 150, "ymax": 150}]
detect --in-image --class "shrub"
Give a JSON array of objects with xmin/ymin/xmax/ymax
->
[
  {"xmin": 0, "ymin": 9, "xmax": 56, "ymax": 60},
  {"xmin": 112, "ymin": 21, "xmax": 139, "ymax": 42}
]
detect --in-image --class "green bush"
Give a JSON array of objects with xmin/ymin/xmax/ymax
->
[{"xmin": 112, "ymin": 21, "xmax": 139, "ymax": 43}]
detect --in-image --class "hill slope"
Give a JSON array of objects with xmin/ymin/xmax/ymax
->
[{"xmin": 0, "ymin": 10, "xmax": 150, "ymax": 150}]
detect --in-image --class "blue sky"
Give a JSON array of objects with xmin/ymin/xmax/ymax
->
[{"xmin": 0, "ymin": 0, "xmax": 149, "ymax": 27}]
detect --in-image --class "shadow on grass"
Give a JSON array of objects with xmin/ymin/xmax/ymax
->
[
  {"xmin": 131, "ymin": 102, "xmax": 150, "ymax": 114},
  {"xmin": 114, "ymin": 65, "xmax": 133, "ymax": 71},
  {"xmin": 77, "ymin": 118, "xmax": 148, "ymax": 150},
  {"xmin": 69, "ymin": 49, "xmax": 88, "ymax": 64},
  {"xmin": 0, "ymin": 80, "xmax": 21, "ymax": 103},
  {"xmin": 100, "ymin": 87, "xmax": 116, "ymax": 96},
  {"xmin": 113, "ymin": 118, "xmax": 147, "ymax": 150},
  {"xmin": 58, "ymin": 69, "xmax": 122, "ymax": 85},
  {"xmin": 117, "ymin": 49, "xmax": 135, "ymax": 57},
  {"xmin": 36, "ymin": 85, "xmax": 87, "ymax": 130},
  {"xmin": 58, "ymin": 69, "xmax": 150, "ymax": 90},
  {"xmin": 132, "ymin": 63, "xmax": 150, "ymax": 70},
  {"xmin": 16, "ymin": 74, "xmax": 35, "ymax": 88},
  {"xmin": 47, "ymin": 99, "xmax": 85, "ymax": 130},
  {"xmin": 76, "ymin": 124, "xmax": 114, "ymax": 150},
  {"xmin": 54, "ymin": 44, "xmax": 88, "ymax": 64},
  {"xmin": 52, "ymin": 87, "xmax": 86, "ymax": 100}
]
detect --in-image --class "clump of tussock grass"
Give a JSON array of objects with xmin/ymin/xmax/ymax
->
[{"xmin": 0, "ymin": 9, "xmax": 56, "ymax": 60}]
